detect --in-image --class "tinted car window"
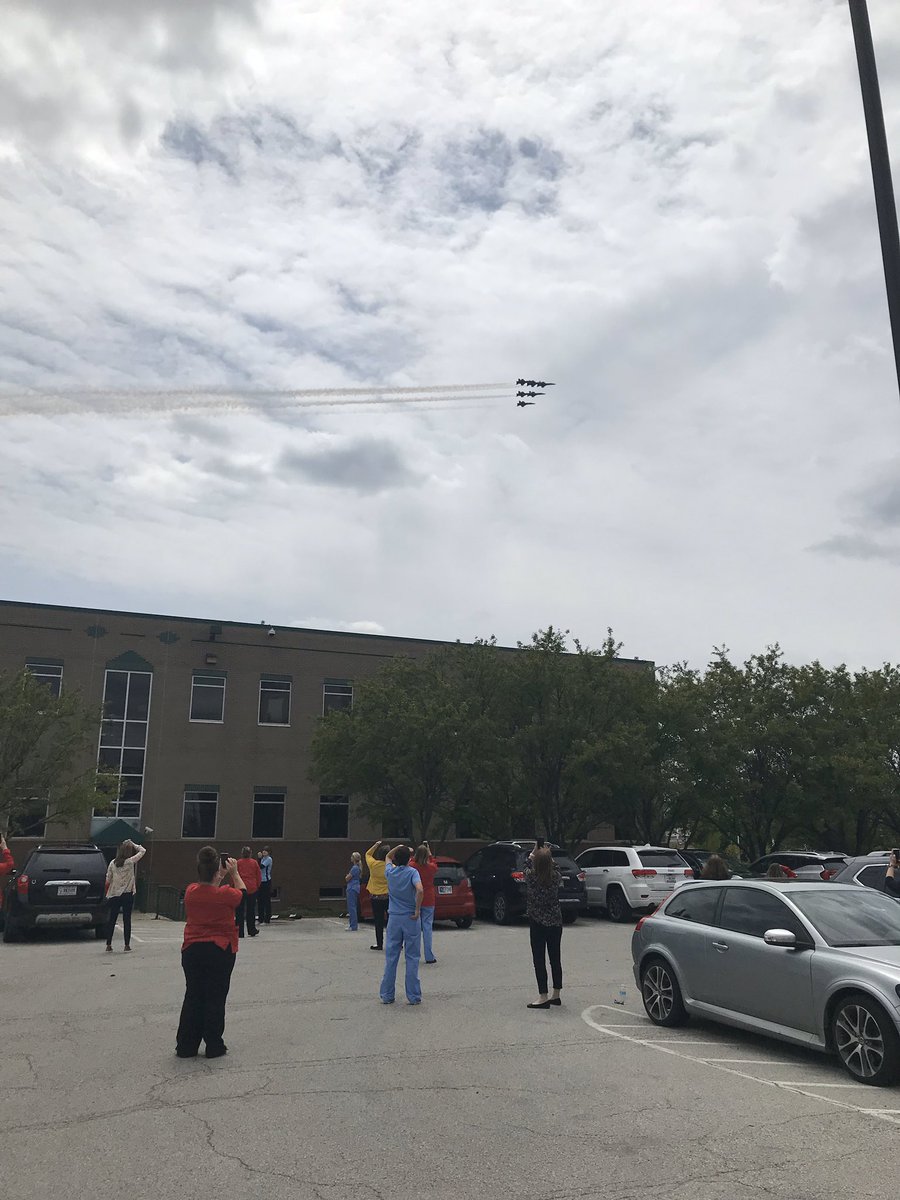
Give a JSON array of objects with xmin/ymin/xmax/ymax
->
[
  {"xmin": 718, "ymin": 888, "xmax": 808, "ymax": 940},
  {"xmin": 465, "ymin": 851, "xmax": 483, "ymax": 872},
  {"xmin": 638, "ymin": 851, "xmax": 686, "ymax": 868},
  {"xmin": 434, "ymin": 863, "xmax": 466, "ymax": 883},
  {"xmin": 578, "ymin": 850, "xmax": 601, "ymax": 868},
  {"xmin": 29, "ymin": 851, "xmax": 105, "ymax": 877},
  {"xmin": 665, "ymin": 887, "xmax": 721, "ymax": 925},
  {"xmin": 516, "ymin": 851, "xmax": 578, "ymax": 873},
  {"xmin": 791, "ymin": 888, "xmax": 900, "ymax": 946},
  {"xmin": 608, "ymin": 850, "xmax": 630, "ymax": 867},
  {"xmin": 856, "ymin": 865, "xmax": 887, "ymax": 890}
]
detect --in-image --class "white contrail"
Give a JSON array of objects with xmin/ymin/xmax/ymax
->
[{"xmin": 0, "ymin": 383, "xmax": 511, "ymax": 418}]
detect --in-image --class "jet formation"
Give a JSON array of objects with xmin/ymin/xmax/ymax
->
[{"xmin": 514, "ymin": 379, "xmax": 552, "ymax": 410}]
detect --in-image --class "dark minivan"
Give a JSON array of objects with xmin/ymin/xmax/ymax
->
[
  {"xmin": 2, "ymin": 842, "xmax": 110, "ymax": 942},
  {"xmin": 465, "ymin": 840, "xmax": 587, "ymax": 925}
]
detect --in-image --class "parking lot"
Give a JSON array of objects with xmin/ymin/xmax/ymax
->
[{"xmin": 3, "ymin": 913, "xmax": 899, "ymax": 1200}]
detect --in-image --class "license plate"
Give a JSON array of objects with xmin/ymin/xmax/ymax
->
[
  {"xmin": 437, "ymin": 885, "xmax": 452, "ymax": 895},
  {"xmin": 56, "ymin": 884, "xmax": 77, "ymax": 897}
]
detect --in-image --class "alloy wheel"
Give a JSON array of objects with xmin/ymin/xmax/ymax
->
[
  {"xmin": 835, "ymin": 1004, "xmax": 885, "ymax": 1080},
  {"xmin": 643, "ymin": 963, "xmax": 674, "ymax": 1022}
]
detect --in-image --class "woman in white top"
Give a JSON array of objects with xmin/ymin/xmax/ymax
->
[{"xmin": 105, "ymin": 840, "xmax": 146, "ymax": 952}]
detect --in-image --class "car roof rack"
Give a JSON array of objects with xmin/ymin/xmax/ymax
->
[{"xmin": 35, "ymin": 841, "xmax": 101, "ymax": 850}]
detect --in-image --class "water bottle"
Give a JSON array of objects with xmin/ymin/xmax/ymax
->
[{"xmin": 613, "ymin": 985, "xmax": 626, "ymax": 1006}]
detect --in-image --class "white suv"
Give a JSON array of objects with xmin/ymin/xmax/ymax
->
[{"xmin": 575, "ymin": 844, "xmax": 694, "ymax": 922}]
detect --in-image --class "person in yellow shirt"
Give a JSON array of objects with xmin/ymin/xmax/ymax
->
[{"xmin": 365, "ymin": 839, "xmax": 390, "ymax": 951}]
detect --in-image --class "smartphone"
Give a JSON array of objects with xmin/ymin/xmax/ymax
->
[{"xmin": 220, "ymin": 853, "xmax": 229, "ymax": 869}]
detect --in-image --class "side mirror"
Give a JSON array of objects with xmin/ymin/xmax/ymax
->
[{"xmin": 764, "ymin": 928, "xmax": 798, "ymax": 948}]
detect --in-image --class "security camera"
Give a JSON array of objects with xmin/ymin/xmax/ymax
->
[
  {"xmin": 267, "ymin": 627, "xmax": 276, "ymax": 638},
  {"xmin": 144, "ymin": 826, "xmax": 154, "ymax": 835}
]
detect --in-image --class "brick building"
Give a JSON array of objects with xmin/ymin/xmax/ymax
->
[{"xmin": 0, "ymin": 600, "xmax": 647, "ymax": 909}]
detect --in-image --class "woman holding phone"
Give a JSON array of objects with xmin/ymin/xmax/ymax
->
[
  {"xmin": 885, "ymin": 850, "xmax": 900, "ymax": 897},
  {"xmin": 176, "ymin": 847, "xmax": 246, "ymax": 1059},
  {"xmin": 525, "ymin": 845, "xmax": 563, "ymax": 1010},
  {"xmin": 105, "ymin": 838, "xmax": 146, "ymax": 952}
]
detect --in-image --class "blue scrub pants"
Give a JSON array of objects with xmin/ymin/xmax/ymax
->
[
  {"xmin": 380, "ymin": 914, "xmax": 422, "ymax": 1004},
  {"xmin": 420, "ymin": 905, "xmax": 435, "ymax": 961},
  {"xmin": 346, "ymin": 887, "xmax": 359, "ymax": 930}
]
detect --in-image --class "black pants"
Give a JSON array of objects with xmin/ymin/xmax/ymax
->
[
  {"xmin": 236, "ymin": 892, "xmax": 257, "ymax": 937},
  {"xmin": 529, "ymin": 921, "xmax": 563, "ymax": 994},
  {"xmin": 176, "ymin": 942, "xmax": 236, "ymax": 1056},
  {"xmin": 370, "ymin": 894, "xmax": 389, "ymax": 948},
  {"xmin": 257, "ymin": 881, "xmax": 272, "ymax": 924},
  {"xmin": 106, "ymin": 893, "xmax": 134, "ymax": 946}
]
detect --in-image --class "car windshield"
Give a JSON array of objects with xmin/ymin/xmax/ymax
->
[
  {"xmin": 790, "ymin": 888, "xmax": 900, "ymax": 947},
  {"xmin": 638, "ymin": 850, "xmax": 685, "ymax": 868}
]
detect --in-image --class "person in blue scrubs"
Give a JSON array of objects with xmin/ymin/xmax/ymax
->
[
  {"xmin": 379, "ymin": 845, "xmax": 424, "ymax": 1005},
  {"xmin": 344, "ymin": 852, "xmax": 362, "ymax": 931}
]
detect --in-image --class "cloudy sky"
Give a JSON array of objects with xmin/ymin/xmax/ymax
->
[{"xmin": 2, "ymin": 0, "xmax": 900, "ymax": 670}]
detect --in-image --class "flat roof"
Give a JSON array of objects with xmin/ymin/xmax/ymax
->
[{"xmin": 0, "ymin": 599, "xmax": 655, "ymax": 666}]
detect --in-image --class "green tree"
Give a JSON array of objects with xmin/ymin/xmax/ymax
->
[{"xmin": 0, "ymin": 670, "xmax": 117, "ymax": 835}]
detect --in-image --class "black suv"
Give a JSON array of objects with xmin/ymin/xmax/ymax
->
[
  {"xmin": 2, "ymin": 842, "xmax": 110, "ymax": 943},
  {"xmin": 465, "ymin": 840, "xmax": 587, "ymax": 925}
]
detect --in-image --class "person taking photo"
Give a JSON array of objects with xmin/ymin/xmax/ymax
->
[{"xmin": 105, "ymin": 838, "xmax": 146, "ymax": 952}]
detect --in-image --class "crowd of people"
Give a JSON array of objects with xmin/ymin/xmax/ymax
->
[{"xmin": 8, "ymin": 831, "xmax": 898, "ymax": 1061}]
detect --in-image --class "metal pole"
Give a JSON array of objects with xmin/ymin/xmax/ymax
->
[{"xmin": 848, "ymin": 0, "xmax": 900, "ymax": 400}]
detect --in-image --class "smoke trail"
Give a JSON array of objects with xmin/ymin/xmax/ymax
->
[{"xmin": 0, "ymin": 383, "xmax": 511, "ymax": 418}]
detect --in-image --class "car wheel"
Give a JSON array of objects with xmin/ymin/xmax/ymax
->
[
  {"xmin": 832, "ymin": 993, "xmax": 900, "ymax": 1086},
  {"xmin": 492, "ymin": 893, "xmax": 510, "ymax": 925},
  {"xmin": 454, "ymin": 917, "xmax": 473, "ymax": 929},
  {"xmin": 640, "ymin": 957, "xmax": 688, "ymax": 1027},
  {"xmin": 561, "ymin": 911, "xmax": 577, "ymax": 925},
  {"xmin": 606, "ymin": 887, "xmax": 632, "ymax": 923}
]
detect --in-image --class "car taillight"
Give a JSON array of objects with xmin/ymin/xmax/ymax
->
[
  {"xmin": 632, "ymin": 869, "xmax": 657, "ymax": 877},
  {"xmin": 634, "ymin": 910, "xmax": 655, "ymax": 931},
  {"xmin": 821, "ymin": 868, "xmax": 836, "ymax": 880},
  {"xmin": 511, "ymin": 871, "xmax": 525, "ymax": 882},
  {"xmin": 577, "ymin": 871, "xmax": 586, "ymax": 882},
  {"xmin": 17, "ymin": 874, "xmax": 29, "ymax": 895},
  {"xmin": 462, "ymin": 877, "xmax": 471, "ymax": 889},
  {"xmin": 684, "ymin": 869, "xmax": 694, "ymax": 877}
]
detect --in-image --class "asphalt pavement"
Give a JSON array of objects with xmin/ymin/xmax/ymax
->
[{"xmin": 3, "ymin": 912, "xmax": 899, "ymax": 1200}]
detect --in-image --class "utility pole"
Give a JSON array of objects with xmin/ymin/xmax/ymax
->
[{"xmin": 848, "ymin": 0, "xmax": 900, "ymax": 400}]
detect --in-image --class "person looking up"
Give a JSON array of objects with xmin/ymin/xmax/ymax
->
[
  {"xmin": 176, "ymin": 847, "xmax": 245, "ymax": 1059},
  {"xmin": 365, "ymin": 840, "xmax": 390, "ymax": 951},
  {"xmin": 411, "ymin": 842, "xmax": 439, "ymax": 964},
  {"xmin": 700, "ymin": 855, "xmax": 730, "ymax": 880},
  {"xmin": 345, "ymin": 852, "xmax": 362, "ymax": 931},
  {"xmin": 525, "ymin": 846, "xmax": 563, "ymax": 1010},
  {"xmin": 236, "ymin": 846, "xmax": 261, "ymax": 937},
  {"xmin": 766, "ymin": 863, "xmax": 788, "ymax": 880},
  {"xmin": 257, "ymin": 847, "xmax": 273, "ymax": 925},
  {"xmin": 884, "ymin": 850, "xmax": 900, "ymax": 897},
  {"xmin": 379, "ymin": 845, "xmax": 423, "ymax": 1006},
  {"xmin": 105, "ymin": 839, "xmax": 146, "ymax": 952}
]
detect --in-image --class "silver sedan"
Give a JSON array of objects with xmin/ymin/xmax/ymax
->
[{"xmin": 631, "ymin": 880, "xmax": 900, "ymax": 1086}]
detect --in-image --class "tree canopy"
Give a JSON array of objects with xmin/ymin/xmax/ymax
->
[
  {"xmin": 0, "ymin": 669, "xmax": 117, "ymax": 835},
  {"xmin": 311, "ymin": 633, "xmax": 900, "ymax": 856}
]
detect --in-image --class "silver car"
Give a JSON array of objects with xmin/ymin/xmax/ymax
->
[{"xmin": 631, "ymin": 880, "xmax": 900, "ymax": 1086}]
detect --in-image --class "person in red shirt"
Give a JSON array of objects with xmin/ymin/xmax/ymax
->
[
  {"xmin": 411, "ymin": 842, "xmax": 439, "ymax": 965},
  {"xmin": 235, "ymin": 846, "xmax": 262, "ymax": 938},
  {"xmin": 176, "ymin": 846, "xmax": 246, "ymax": 1060},
  {"xmin": 0, "ymin": 835, "xmax": 14, "ymax": 913}
]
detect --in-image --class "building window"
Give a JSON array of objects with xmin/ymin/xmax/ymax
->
[
  {"xmin": 319, "ymin": 886, "xmax": 343, "ymax": 900},
  {"xmin": 190, "ymin": 672, "xmax": 226, "ymax": 722},
  {"xmin": 25, "ymin": 660, "xmax": 63, "ymax": 698},
  {"xmin": 323, "ymin": 679, "xmax": 353, "ymax": 715},
  {"xmin": 252, "ymin": 792, "xmax": 285, "ymax": 838},
  {"xmin": 182, "ymin": 790, "xmax": 218, "ymax": 838},
  {"xmin": 259, "ymin": 678, "xmax": 291, "ymax": 726},
  {"xmin": 319, "ymin": 795, "xmax": 349, "ymax": 839},
  {"xmin": 97, "ymin": 669, "xmax": 152, "ymax": 822},
  {"xmin": 9, "ymin": 795, "xmax": 48, "ymax": 838}
]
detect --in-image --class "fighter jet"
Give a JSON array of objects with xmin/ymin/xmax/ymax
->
[
  {"xmin": 516, "ymin": 390, "xmax": 544, "ymax": 398},
  {"xmin": 520, "ymin": 379, "xmax": 555, "ymax": 388},
  {"xmin": 516, "ymin": 400, "xmax": 535, "ymax": 408}
]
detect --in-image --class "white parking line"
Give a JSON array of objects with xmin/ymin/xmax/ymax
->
[
  {"xmin": 581, "ymin": 1005, "xmax": 900, "ymax": 1127},
  {"xmin": 705, "ymin": 1059, "xmax": 794, "ymax": 1065}
]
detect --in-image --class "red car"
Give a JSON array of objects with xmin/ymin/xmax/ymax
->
[{"xmin": 359, "ymin": 856, "xmax": 475, "ymax": 928}]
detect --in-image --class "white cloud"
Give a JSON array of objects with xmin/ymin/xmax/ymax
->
[{"xmin": 2, "ymin": 0, "xmax": 900, "ymax": 669}]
